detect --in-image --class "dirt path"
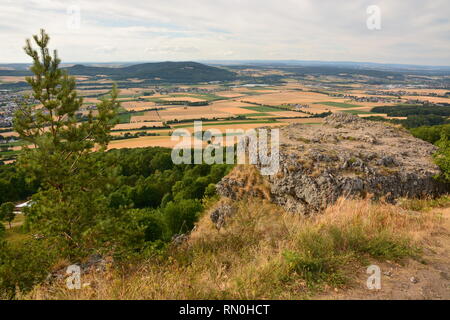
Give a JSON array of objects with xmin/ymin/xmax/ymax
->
[{"xmin": 318, "ymin": 208, "xmax": 450, "ymax": 300}]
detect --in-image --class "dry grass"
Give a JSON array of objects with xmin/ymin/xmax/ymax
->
[{"xmin": 26, "ymin": 195, "xmax": 445, "ymax": 300}]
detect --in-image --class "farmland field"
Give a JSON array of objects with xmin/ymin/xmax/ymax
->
[
  {"xmin": 2, "ymin": 63, "xmax": 449, "ymax": 157},
  {"xmin": 315, "ymin": 101, "xmax": 363, "ymax": 109},
  {"xmin": 241, "ymin": 105, "xmax": 286, "ymax": 112}
]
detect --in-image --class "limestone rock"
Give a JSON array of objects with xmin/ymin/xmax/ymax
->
[{"xmin": 215, "ymin": 113, "xmax": 447, "ymax": 215}]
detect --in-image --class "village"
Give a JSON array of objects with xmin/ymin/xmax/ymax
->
[{"xmin": 0, "ymin": 90, "xmax": 38, "ymax": 128}]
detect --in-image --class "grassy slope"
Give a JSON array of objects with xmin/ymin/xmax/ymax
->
[
  {"xmin": 26, "ymin": 166, "xmax": 449, "ymax": 299},
  {"xmin": 3, "ymin": 214, "xmax": 29, "ymax": 245}
]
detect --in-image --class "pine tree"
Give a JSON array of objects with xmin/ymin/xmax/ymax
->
[
  {"xmin": 0, "ymin": 202, "xmax": 15, "ymax": 228},
  {"xmin": 13, "ymin": 30, "xmax": 120, "ymax": 256}
]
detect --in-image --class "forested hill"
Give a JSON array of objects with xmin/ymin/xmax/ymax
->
[
  {"xmin": 0, "ymin": 61, "xmax": 237, "ymax": 83},
  {"xmin": 67, "ymin": 61, "xmax": 236, "ymax": 83}
]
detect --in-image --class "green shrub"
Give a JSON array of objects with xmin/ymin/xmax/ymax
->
[
  {"xmin": 162, "ymin": 199, "xmax": 203, "ymax": 237},
  {"xmin": 434, "ymin": 134, "xmax": 450, "ymax": 182},
  {"xmin": 0, "ymin": 240, "xmax": 57, "ymax": 299},
  {"xmin": 283, "ymin": 220, "xmax": 417, "ymax": 288},
  {"xmin": 410, "ymin": 124, "xmax": 450, "ymax": 144}
]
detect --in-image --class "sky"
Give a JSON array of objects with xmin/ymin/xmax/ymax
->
[{"xmin": 0, "ymin": 0, "xmax": 449, "ymax": 66}]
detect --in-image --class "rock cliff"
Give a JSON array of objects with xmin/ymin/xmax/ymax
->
[{"xmin": 215, "ymin": 113, "xmax": 447, "ymax": 217}]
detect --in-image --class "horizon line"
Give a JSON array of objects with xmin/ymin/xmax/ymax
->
[{"xmin": 1, "ymin": 59, "xmax": 450, "ymax": 69}]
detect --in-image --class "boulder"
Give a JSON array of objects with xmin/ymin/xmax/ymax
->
[{"xmin": 216, "ymin": 113, "xmax": 447, "ymax": 214}]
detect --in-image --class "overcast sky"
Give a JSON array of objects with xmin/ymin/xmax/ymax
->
[{"xmin": 1, "ymin": 0, "xmax": 449, "ymax": 65}]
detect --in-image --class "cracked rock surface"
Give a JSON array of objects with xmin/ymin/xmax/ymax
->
[{"xmin": 217, "ymin": 113, "xmax": 447, "ymax": 214}]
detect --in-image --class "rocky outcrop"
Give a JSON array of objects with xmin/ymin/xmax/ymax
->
[
  {"xmin": 215, "ymin": 113, "xmax": 447, "ymax": 215},
  {"xmin": 210, "ymin": 199, "xmax": 236, "ymax": 230}
]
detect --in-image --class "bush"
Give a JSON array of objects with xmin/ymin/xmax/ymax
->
[
  {"xmin": 162, "ymin": 199, "xmax": 203, "ymax": 236},
  {"xmin": 283, "ymin": 221, "xmax": 416, "ymax": 287},
  {"xmin": 434, "ymin": 135, "xmax": 450, "ymax": 182},
  {"xmin": 0, "ymin": 240, "xmax": 57, "ymax": 299},
  {"xmin": 410, "ymin": 124, "xmax": 450, "ymax": 144}
]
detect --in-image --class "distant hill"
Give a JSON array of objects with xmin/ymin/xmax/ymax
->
[
  {"xmin": 64, "ymin": 61, "xmax": 236, "ymax": 83},
  {"xmin": 0, "ymin": 61, "xmax": 237, "ymax": 84}
]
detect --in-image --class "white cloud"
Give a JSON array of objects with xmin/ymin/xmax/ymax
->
[
  {"xmin": 94, "ymin": 45, "xmax": 117, "ymax": 54},
  {"xmin": 0, "ymin": 0, "xmax": 449, "ymax": 65}
]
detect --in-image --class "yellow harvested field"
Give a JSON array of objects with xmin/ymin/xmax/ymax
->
[
  {"xmin": 108, "ymin": 122, "xmax": 288, "ymax": 149},
  {"xmin": 0, "ymin": 131, "xmax": 18, "ymax": 137},
  {"xmin": 303, "ymin": 105, "xmax": 336, "ymax": 114},
  {"xmin": 235, "ymin": 87, "xmax": 280, "ymax": 94},
  {"xmin": 358, "ymin": 113, "xmax": 387, "ymax": 118},
  {"xmin": 131, "ymin": 114, "xmax": 164, "ymax": 122},
  {"xmin": 126, "ymin": 78, "xmax": 145, "ymax": 83},
  {"xmin": 215, "ymin": 107, "xmax": 256, "ymax": 115},
  {"xmin": 215, "ymin": 91, "xmax": 244, "ymax": 98},
  {"xmin": 131, "ymin": 110, "xmax": 161, "ymax": 122},
  {"xmin": 109, "ymin": 136, "xmax": 182, "ymax": 149},
  {"xmin": 266, "ymin": 111, "xmax": 309, "ymax": 117},
  {"xmin": 90, "ymin": 79, "xmax": 113, "ymax": 84},
  {"xmin": 241, "ymin": 91, "xmax": 340, "ymax": 105},
  {"xmin": 158, "ymin": 106, "xmax": 229, "ymax": 121},
  {"xmin": 122, "ymin": 101, "xmax": 156, "ymax": 111},
  {"xmin": 118, "ymin": 88, "xmax": 144, "ymax": 95},
  {"xmin": 114, "ymin": 121, "xmax": 164, "ymax": 130},
  {"xmin": 173, "ymin": 122, "xmax": 287, "ymax": 132},
  {"xmin": 210, "ymin": 100, "xmax": 258, "ymax": 115},
  {"xmin": 161, "ymin": 96, "xmax": 206, "ymax": 102},
  {"xmin": 358, "ymin": 113, "xmax": 386, "ymax": 119},
  {"xmin": 403, "ymin": 96, "xmax": 450, "ymax": 103},
  {"xmin": 0, "ymin": 76, "xmax": 26, "ymax": 82}
]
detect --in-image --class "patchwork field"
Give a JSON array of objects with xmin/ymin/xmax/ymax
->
[
  {"xmin": 114, "ymin": 121, "xmax": 165, "ymax": 130},
  {"xmin": 158, "ymin": 106, "xmax": 229, "ymax": 121},
  {"xmin": 160, "ymin": 96, "xmax": 206, "ymax": 102},
  {"xmin": 403, "ymin": 96, "xmax": 450, "ymax": 103},
  {"xmin": 3, "ymin": 71, "xmax": 448, "ymax": 159},
  {"xmin": 0, "ymin": 76, "xmax": 26, "ymax": 82},
  {"xmin": 108, "ymin": 121, "xmax": 290, "ymax": 149},
  {"xmin": 241, "ymin": 91, "xmax": 336, "ymax": 105},
  {"xmin": 122, "ymin": 101, "xmax": 157, "ymax": 111}
]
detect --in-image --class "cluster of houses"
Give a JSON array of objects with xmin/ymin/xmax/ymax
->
[
  {"xmin": 329, "ymin": 93, "xmax": 399, "ymax": 104},
  {"xmin": 0, "ymin": 90, "xmax": 38, "ymax": 128},
  {"xmin": 149, "ymin": 86, "xmax": 222, "ymax": 96},
  {"xmin": 367, "ymin": 90, "xmax": 449, "ymax": 98}
]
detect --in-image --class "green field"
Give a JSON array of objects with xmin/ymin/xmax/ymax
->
[
  {"xmin": 116, "ymin": 109, "xmax": 145, "ymax": 123},
  {"xmin": 242, "ymin": 105, "xmax": 284, "ymax": 112},
  {"xmin": 241, "ymin": 112, "xmax": 271, "ymax": 117},
  {"xmin": 315, "ymin": 101, "xmax": 363, "ymax": 109},
  {"xmin": 171, "ymin": 93, "xmax": 225, "ymax": 102},
  {"xmin": 145, "ymin": 93, "xmax": 227, "ymax": 103},
  {"xmin": 0, "ymin": 149, "xmax": 20, "ymax": 157}
]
